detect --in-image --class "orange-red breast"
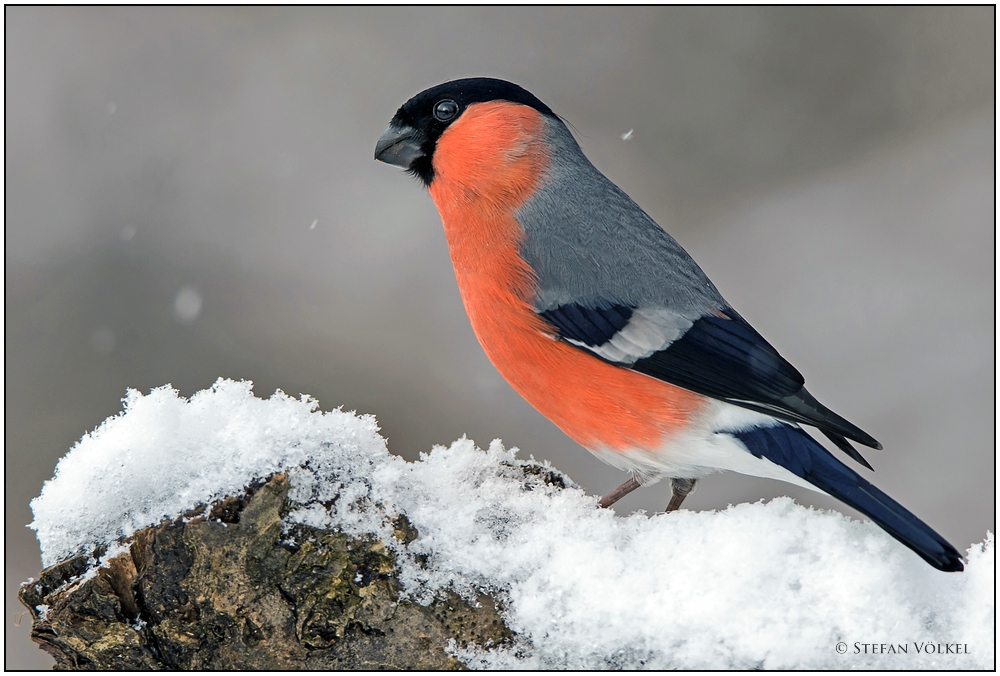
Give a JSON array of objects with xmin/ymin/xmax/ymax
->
[{"xmin": 375, "ymin": 77, "xmax": 962, "ymax": 572}]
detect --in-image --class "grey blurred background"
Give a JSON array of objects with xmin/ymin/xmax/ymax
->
[{"xmin": 5, "ymin": 7, "xmax": 993, "ymax": 668}]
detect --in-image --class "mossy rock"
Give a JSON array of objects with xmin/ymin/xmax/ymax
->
[{"xmin": 20, "ymin": 475, "xmax": 513, "ymax": 670}]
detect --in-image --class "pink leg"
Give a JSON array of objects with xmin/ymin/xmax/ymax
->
[
  {"xmin": 597, "ymin": 476, "xmax": 642, "ymax": 508},
  {"xmin": 666, "ymin": 478, "xmax": 697, "ymax": 512}
]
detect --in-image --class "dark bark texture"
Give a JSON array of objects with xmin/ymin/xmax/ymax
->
[{"xmin": 19, "ymin": 474, "xmax": 514, "ymax": 670}]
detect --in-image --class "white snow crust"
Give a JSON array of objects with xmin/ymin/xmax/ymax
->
[{"xmin": 29, "ymin": 379, "xmax": 994, "ymax": 669}]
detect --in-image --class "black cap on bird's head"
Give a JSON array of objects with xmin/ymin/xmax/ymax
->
[{"xmin": 374, "ymin": 77, "xmax": 557, "ymax": 185}]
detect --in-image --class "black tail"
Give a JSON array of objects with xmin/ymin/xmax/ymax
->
[{"xmin": 732, "ymin": 424, "xmax": 964, "ymax": 572}]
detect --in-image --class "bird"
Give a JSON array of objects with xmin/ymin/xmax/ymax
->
[{"xmin": 374, "ymin": 77, "xmax": 963, "ymax": 572}]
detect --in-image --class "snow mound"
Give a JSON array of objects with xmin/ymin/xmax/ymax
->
[{"xmin": 29, "ymin": 379, "xmax": 993, "ymax": 669}]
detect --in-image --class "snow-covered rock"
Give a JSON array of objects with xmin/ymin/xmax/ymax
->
[{"xmin": 29, "ymin": 378, "xmax": 994, "ymax": 669}]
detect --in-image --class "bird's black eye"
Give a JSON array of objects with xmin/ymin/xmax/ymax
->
[{"xmin": 433, "ymin": 99, "xmax": 459, "ymax": 122}]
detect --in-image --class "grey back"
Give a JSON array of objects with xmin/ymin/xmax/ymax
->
[{"xmin": 516, "ymin": 118, "xmax": 727, "ymax": 317}]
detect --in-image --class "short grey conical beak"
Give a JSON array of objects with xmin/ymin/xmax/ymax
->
[{"xmin": 374, "ymin": 123, "xmax": 425, "ymax": 169}]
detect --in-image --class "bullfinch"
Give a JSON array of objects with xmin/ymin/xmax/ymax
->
[{"xmin": 374, "ymin": 77, "xmax": 963, "ymax": 572}]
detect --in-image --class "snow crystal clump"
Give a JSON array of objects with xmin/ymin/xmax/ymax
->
[
  {"xmin": 29, "ymin": 379, "xmax": 994, "ymax": 669},
  {"xmin": 29, "ymin": 378, "xmax": 387, "ymax": 567}
]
